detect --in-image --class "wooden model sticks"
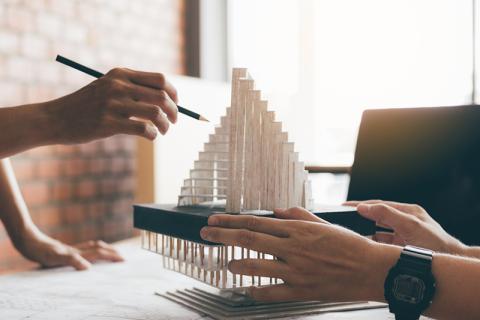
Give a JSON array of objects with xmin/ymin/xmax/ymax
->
[
  {"xmin": 178, "ymin": 69, "xmax": 313, "ymax": 211},
  {"xmin": 178, "ymin": 68, "xmax": 313, "ymax": 212},
  {"xmin": 141, "ymin": 230, "xmax": 279, "ymax": 289}
]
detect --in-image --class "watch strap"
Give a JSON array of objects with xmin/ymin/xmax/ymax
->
[
  {"xmin": 395, "ymin": 312, "xmax": 422, "ymax": 320},
  {"xmin": 386, "ymin": 245, "xmax": 435, "ymax": 320},
  {"xmin": 397, "ymin": 246, "xmax": 433, "ymax": 273}
]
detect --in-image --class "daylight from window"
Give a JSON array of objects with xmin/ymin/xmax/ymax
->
[{"xmin": 229, "ymin": 0, "xmax": 473, "ymax": 165}]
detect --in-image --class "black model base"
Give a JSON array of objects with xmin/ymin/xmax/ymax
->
[{"xmin": 133, "ymin": 204, "xmax": 376, "ymax": 245}]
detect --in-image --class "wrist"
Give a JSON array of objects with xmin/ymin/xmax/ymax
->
[
  {"xmin": 450, "ymin": 240, "xmax": 468, "ymax": 256},
  {"xmin": 35, "ymin": 101, "xmax": 61, "ymax": 145},
  {"xmin": 365, "ymin": 243, "xmax": 402, "ymax": 302},
  {"xmin": 18, "ymin": 102, "xmax": 59, "ymax": 147},
  {"xmin": 8, "ymin": 220, "xmax": 41, "ymax": 252}
]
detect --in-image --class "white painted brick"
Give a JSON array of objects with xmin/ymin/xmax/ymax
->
[
  {"xmin": 76, "ymin": 2, "xmax": 100, "ymax": 26},
  {"xmin": 35, "ymin": 63, "xmax": 61, "ymax": 85},
  {"xmin": 97, "ymin": 9, "xmax": 116, "ymax": 28},
  {"xmin": 0, "ymin": 80, "xmax": 24, "ymax": 106},
  {"xmin": 0, "ymin": 55, "xmax": 6, "ymax": 80},
  {"xmin": 5, "ymin": 56, "xmax": 35, "ymax": 82},
  {"xmin": 108, "ymin": 0, "xmax": 130, "ymax": 12},
  {"xmin": 98, "ymin": 49, "xmax": 116, "ymax": 66},
  {"xmin": 129, "ymin": 1, "xmax": 148, "ymax": 16},
  {"xmin": 20, "ymin": 34, "xmax": 49, "ymax": 59},
  {"xmin": 63, "ymin": 23, "xmax": 87, "ymax": 44},
  {"xmin": 0, "ymin": 31, "xmax": 19, "ymax": 54},
  {"xmin": 36, "ymin": 12, "xmax": 62, "ymax": 39},
  {"xmin": 49, "ymin": 0, "xmax": 75, "ymax": 20},
  {"xmin": 25, "ymin": 0, "xmax": 48, "ymax": 11},
  {"xmin": 6, "ymin": 6, "xmax": 34, "ymax": 32}
]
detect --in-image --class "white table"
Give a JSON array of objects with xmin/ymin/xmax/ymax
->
[{"xmin": 0, "ymin": 238, "xmax": 407, "ymax": 320}]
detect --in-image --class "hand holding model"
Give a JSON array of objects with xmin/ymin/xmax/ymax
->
[
  {"xmin": 200, "ymin": 207, "xmax": 399, "ymax": 302},
  {"xmin": 346, "ymin": 200, "xmax": 480, "ymax": 259},
  {"xmin": 201, "ymin": 206, "xmax": 480, "ymax": 319}
]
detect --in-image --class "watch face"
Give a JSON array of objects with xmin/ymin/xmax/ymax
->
[{"xmin": 392, "ymin": 274, "xmax": 425, "ymax": 304}]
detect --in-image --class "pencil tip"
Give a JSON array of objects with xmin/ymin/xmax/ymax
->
[{"xmin": 199, "ymin": 116, "xmax": 210, "ymax": 122}]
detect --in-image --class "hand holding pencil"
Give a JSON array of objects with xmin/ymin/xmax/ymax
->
[
  {"xmin": 40, "ymin": 55, "xmax": 208, "ymax": 145},
  {"xmin": 47, "ymin": 66, "xmax": 176, "ymax": 143},
  {"xmin": 56, "ymin": 55, "xmax": 208, "ymax": 122}
]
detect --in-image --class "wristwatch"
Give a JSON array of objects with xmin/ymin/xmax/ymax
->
[{"xmin": 384, "ymin": 245, "xmax": 436, "ymax": 320}]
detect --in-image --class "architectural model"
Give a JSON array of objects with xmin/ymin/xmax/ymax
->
[
  {"xmin": 134, "ymin": 69, "xmax": 373, "ymax": 290},
  {"xmin": 177, "ymin": 68, "xmax": 314, "ymax": 212}
]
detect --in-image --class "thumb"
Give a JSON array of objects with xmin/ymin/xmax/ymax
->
[
  {"xmin": 357, "ymin": 203, "xmax": 417, "ymax": 236},
  {"xmin": 274, "ymin": 207, "xmax": 327, "ymax": 223},
  {"xmin": 62, "ymin": 253, "xmax": 91, "ymax": 271}
]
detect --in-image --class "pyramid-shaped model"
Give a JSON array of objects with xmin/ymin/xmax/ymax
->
[{"xmin": 178, "ymin": 68, "xmax": 313, "ymax": 212}]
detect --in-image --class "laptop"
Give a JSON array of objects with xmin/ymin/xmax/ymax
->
[{"xmin": 347, "ymin": 105, "xmax": 480, "ymax": 245}]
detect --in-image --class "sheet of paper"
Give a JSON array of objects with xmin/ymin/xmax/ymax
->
[
  {"xmin": 0, "ymin": 240, "xmax": 202, "ymax": 320},
  {"xmin": 0, "ymin": 239, "xmax": 433, "ymax": 320}
]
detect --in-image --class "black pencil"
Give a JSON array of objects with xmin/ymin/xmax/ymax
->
[{"xmin": 55, "ymin": 55, "xmax": 209, "ymax": 122}]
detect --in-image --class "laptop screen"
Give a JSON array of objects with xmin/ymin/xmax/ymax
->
[{"xmin": 347, "ymin": 105, "xmax": 480, "ymax": 244}]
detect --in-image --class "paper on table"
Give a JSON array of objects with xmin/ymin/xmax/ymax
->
[
  {"xmin": 0, "ymin": 239, "xmax": 414, "ymax": 320},
  {"xmin": 0, "ymin": 240, "xmax": 201, "ymax": 320}
]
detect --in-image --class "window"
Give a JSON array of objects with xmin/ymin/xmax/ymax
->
[{"xmin": 228, "ymin": 0, "xmax": 474, "ymax": 166}]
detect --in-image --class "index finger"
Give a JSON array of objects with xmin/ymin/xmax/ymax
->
[
  {"xmin": 126, "ymin": 70, "xmax": 178, "ymax": 103},
  {"xmin": 344, "ymin": 200, "xmax": 421, "ymax": 214},
  {"xmin": 357, "ymin": 203, "xmax": 417, "ymax": 235},
  {"xmin": 208, "ymin": 214, "xmax": 291, "ymax": 237},
  {"xmin": 200, "ymin": 226, "xmax": 287, "ymax": 258},
  {"xmin": 274, "ymin": 207, "xmax": 328, "ymax": 224},
  {"xmin": 81, "ymin": 247, "xmax": 124, "ymax": 262}
]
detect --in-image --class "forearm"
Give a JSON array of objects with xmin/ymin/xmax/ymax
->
[
  {"xmin": 425, "ymin": 253, "xmax": 480, "ymax": 319},
  {"xmin": 0, "ymin": 158, "xmax": 124, "ymax": 269},
  {"xmin": 0, "ymin": 103, "xmax": 57, "ymax": 158},
  {"xmin": 0, "ymin": 159, "xmax": 40, "ymax": 247},
  {"xmin": 370, "ymin": 244, "xmax": 480, "ymax": 320}
]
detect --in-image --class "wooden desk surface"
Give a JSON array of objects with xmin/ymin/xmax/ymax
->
[{"xmin": 0, "ymin": 238, "xmax": 428, "ymax": 320}]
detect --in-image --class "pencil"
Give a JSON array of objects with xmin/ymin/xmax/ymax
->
[{"xmin": 55, "ymin": 55, "xmax": 209, "ymax": 122}]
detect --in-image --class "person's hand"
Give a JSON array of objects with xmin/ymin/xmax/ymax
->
[
  {"xmin": 200, "ymin": 207, "xmax": 401, "ymax": 302},
  {"xmin": 43, "ymin": 68, "xmax": 179, "ymax": 144},
  {"xmin": 15, "ymin": 229, "xmax": 124, "ymax": 270},
  {"xmin": 345, "ymin": 200, "xmax": 466, "ymax": 255},
  {"xmin": 274, "ymin": 205, "xmax": 326, "ymax": 223}
]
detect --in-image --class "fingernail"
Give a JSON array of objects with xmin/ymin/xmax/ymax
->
[
  {"xmin": 274, "ymin": 208, "xmax": 286, "ymax": 214},
  {"xmin": 148, "ymin": 126, "xmax": 159, "ymax": 139},
  {"xmin": 200, "ymin": 227, "xmax": 210, "ymax": 239},
  {"xmin": 79, "ymin": 261, "xmax": 91, "ymax": 271},
  {"xmin": 208, "ymin": 216, "xmax": 219, "ymax": 226},
  {"xmin": 171, "ymin": 102, "xmax": 178, "ymax": 123}
]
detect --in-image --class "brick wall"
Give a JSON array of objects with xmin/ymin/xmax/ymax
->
[{"xmin": 0, "ymin": 0, "xmax": 185, "ymax": 272}]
